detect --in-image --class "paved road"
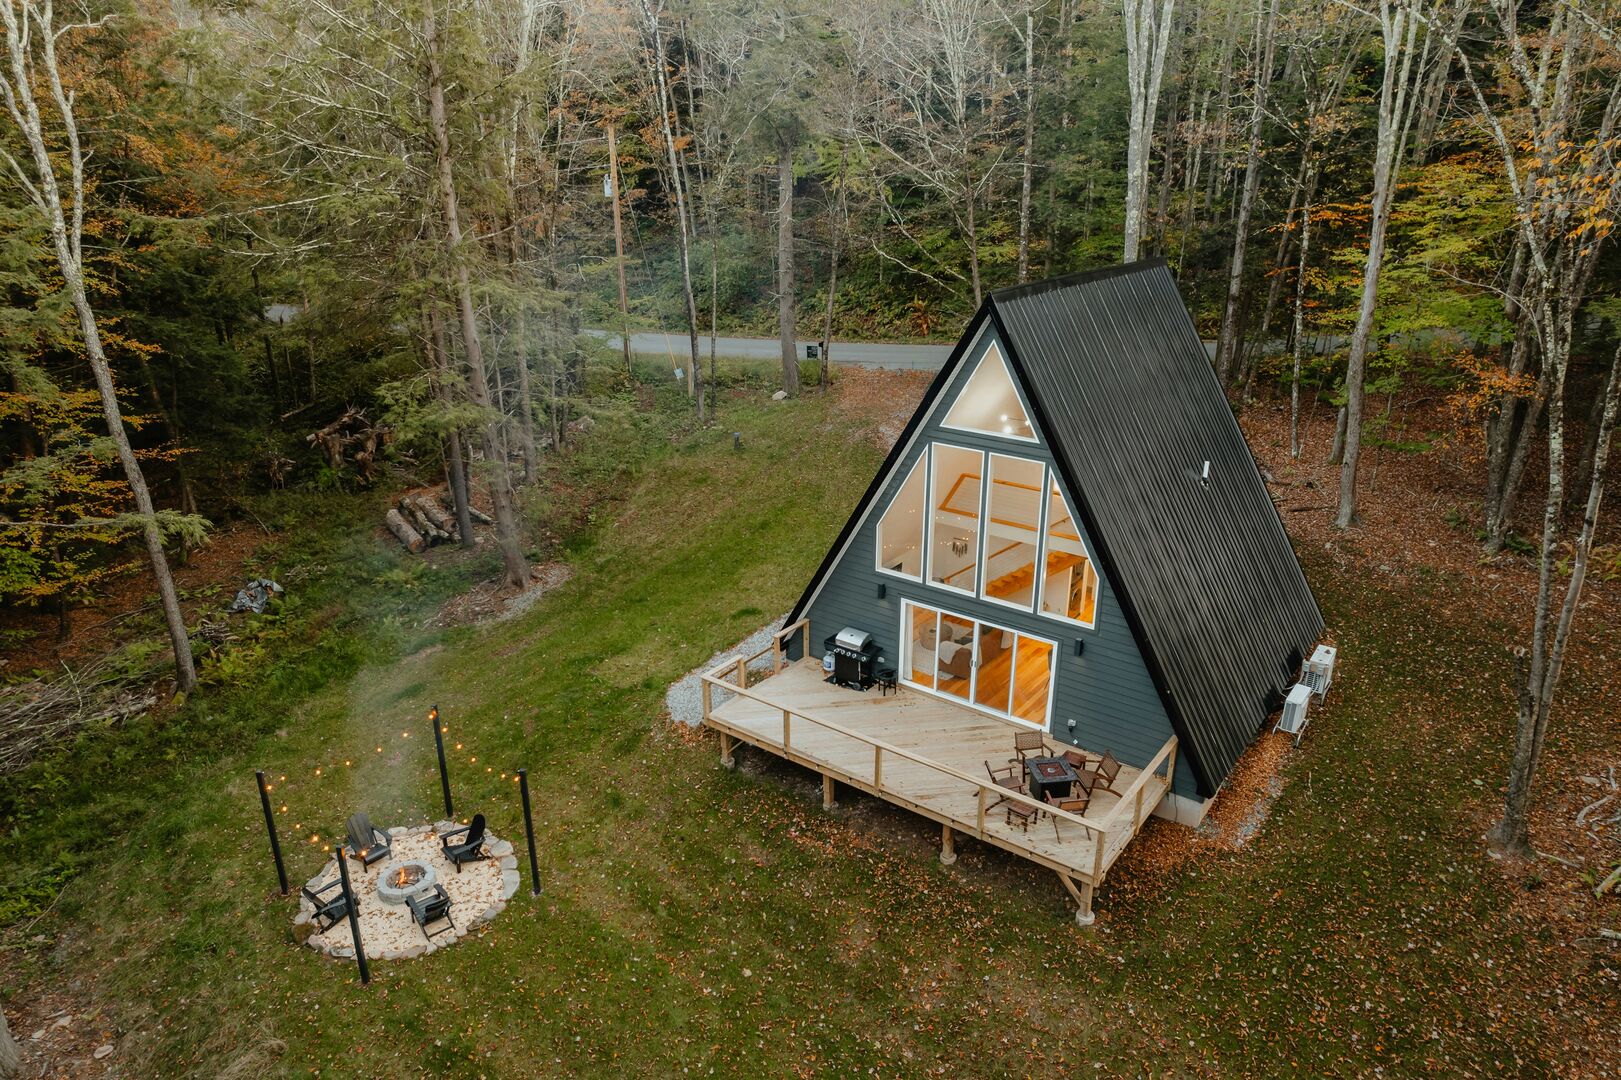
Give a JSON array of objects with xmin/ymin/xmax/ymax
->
[{"xmin": 587, "ymin": 329, "xmax": 955, "ymax": 371}]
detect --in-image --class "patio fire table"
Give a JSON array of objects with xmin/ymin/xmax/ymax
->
[{"xmin": 1025, "ymin": 756, "xmax": 1079, "ymax": 802}]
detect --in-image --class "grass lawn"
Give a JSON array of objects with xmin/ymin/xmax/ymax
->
[{"xmin": 2, "ymin": 374, "xmax": 1615, "ymax": 1078}]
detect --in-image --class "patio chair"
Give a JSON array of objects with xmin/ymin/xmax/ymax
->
[
  {"xmin": 1044, "ymin": 789, "xmax": 1092, "ymax": 842},
  {"xmin": 345, "ymin": 812, "xmax": 392, "ymax": 868},
  {"xmin": 984, "ymin": 760, "xmax": 1023, "ymax": 810},
  {"xmin": 1012, "ymin": 729, "xmax": 1047, "ymax": 764},
  {"xmin": 1005, "ymin": 799, "xmax": 1039, "ymax": 832},
  {"xmin": 1091, "ymin": 751, "xmax": 1124, "ymax": 796},
  {"xmin": 1061, "ymin": 748, "xmax": 1097, "ymax": 773},
  {"xmin": 301, "ymin": 876, "xmax": 350, "ymax": 932},
  {"xmin": 406, "ymin": 883, "xmax": 455, "ymax": 941},
  {"xmin": 440, "ymin": 813, "xmax": 489, "ymax": 873}
]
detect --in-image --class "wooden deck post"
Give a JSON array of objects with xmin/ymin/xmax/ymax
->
[
  {"xmin": 939, "ymin": 824, "xmax": 957, "ymax": 866},
  {"xmin": 701, "ymin": 678, "xmax": 712, "ymax": 721},
  {"xmin": 822, "ymin": 774, "xmax": 837, "ymax": 811},
  {"xmin": 781, "ymin": 709, "xmax": 791, "ymax": 752},
  {"xmin": 773, "ymin": 636, "xmax": 783, "ymax": 674},
  {"xmin": 1058, "ymin": 873, "xmax": 1095, "ymax": 928},
  {"xmin": 719, "ymin": 733, "xmax": 736, "ymax": 769},
  {"xmin": 976, "ymin": 787, "xmax": 986, "ymax": 838},
  {"xmin": 872, "ymin": 745, "xmax": 882, "ymax": 790}
]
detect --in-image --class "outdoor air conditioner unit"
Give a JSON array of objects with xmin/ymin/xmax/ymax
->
[
  {"xmin": 1275, "ymin": 683, "xmax": 1313, "ymax": 745},
  {"xmin": 1302, "ymin": 644, "xmax": 1337, "ymax": 699}
]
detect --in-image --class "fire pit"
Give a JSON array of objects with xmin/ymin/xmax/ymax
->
[{"xmin": 375, "ymin": 859, "xmax": 437, "ymax": 905}]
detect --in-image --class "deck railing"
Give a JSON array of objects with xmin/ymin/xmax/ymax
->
[{"xmin": 701, "ymin": 653, "xmax": 1114, "ymax": 850}]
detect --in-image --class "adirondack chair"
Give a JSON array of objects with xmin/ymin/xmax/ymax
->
[
  {"xmin": 301, "ymin": 877, "xmax": 350, "ymax": 932},
  {"xmin": 439, "ymin": 813, "xmax": 489, "ymax": 873},
  {"xmin": 345, "ymin": 813, "xmax": 392, "ymax": 868},
  {"xmin": 406, "ymin": 883, "xmax": 455, "ymax": 941}
]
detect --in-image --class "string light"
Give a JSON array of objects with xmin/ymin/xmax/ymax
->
[
  {"xmin": 376, "ymin": 746, "xmax": 383, "ymax": 752},
  {"xmin": 314, "ymin": 768, "xmax": 321, "ymax": 776}
]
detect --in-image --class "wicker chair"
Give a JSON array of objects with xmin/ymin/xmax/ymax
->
[{"xmin": 1044, "ymin": 789, "xmax": 1091, "ymax": 842}]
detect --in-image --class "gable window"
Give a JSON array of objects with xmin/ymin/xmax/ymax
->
[
  {"xmin": 927, "ymin": 444, "xmax": 983, "ymax": 595},
  {"xmin": 979, "ymin": 453, "xmax": 1044, "ymax": 611},
  {"xmin": 1039, "ymin": 480, "xmax": 1099, "ymax": 626},
  {"xmin": 901, "ymin": 600, "xmax": 1055, "ymax": 728},
  {"xmin": 942, "ymin": 345, "xmax": 1035, "ymax": 441},
  {"xmin": 875, "ymin": 455, "xmax": 926, "ymax": 579}
]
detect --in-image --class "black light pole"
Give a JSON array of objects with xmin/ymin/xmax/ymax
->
[
  {"xmin": 333, "ymin": 846, "xmax": 370, "ymax": 985},
  {"xmin": 255, "ymin": 770, "xmax": 288, "ymax": 896},
  {"xmin": 430, "ymin": 704, "xmax": 452, "ymax": 818},
  {"xmin": 518, "ymin": 768, "xmax": 541, "ymax": 896}
]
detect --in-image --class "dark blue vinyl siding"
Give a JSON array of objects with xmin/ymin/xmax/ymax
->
[{"xmin": 802, "ymin": 326, "xmax": 1194, "ymax": 797}]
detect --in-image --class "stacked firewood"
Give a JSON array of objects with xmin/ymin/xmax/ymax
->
[{"xmin": 385, "ymin": 493, "xmax": 493, "ymax": 553}]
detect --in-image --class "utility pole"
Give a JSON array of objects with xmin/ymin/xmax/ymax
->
[{"xmin": 606, "ymin": 121, "xmax": 633, "ymax": 379}]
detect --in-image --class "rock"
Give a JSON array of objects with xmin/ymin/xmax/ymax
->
[
  {"xmin": 771, "ymin": 390, "xmax": 788, "ymax": 401},
  {"xmin": 388, "ymin": 826, "xmax": 407, "ymax": 837},
  {"xmin": 94, "ymin": 1045, "xmax": 115, "ymax": 1060},
  {"xmin": 402, "ymin": 944, "xmax": 426, "ymax": 959},
  {"xmin": 332, "ymin": 946, "xmax": 354, "ymax": 959},
  {"xmin": 52, "ymin": 1016, "xmax": 71, "ymax": 1030},
  {"xmin": 501, "ymin": 870, "xmax": 520, "ymax": 899},
  {"xmin": 499, "ymin": 855, "xmax": 517, "ymax": 870},
  {"xmin": 487, "ymin": 839, "xmax": 513, "ymax": 858},
  {"xmin": 30, "ymin": 1028, "xmax": 45, "ymax": 1041}
]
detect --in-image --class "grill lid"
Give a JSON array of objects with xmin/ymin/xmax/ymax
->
[{"xmin": 835, "ymin": 626, "xmax": 873, "ymax": 651}]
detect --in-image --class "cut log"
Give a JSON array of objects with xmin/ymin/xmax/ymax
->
[
  {"xmin": 409, "ymin": 495, "xmax": 455, "ymax": 535},
  {"xmin": 386, "ymin": 508, "xmax": 426, "ymax": 553},
  {"xmin": 399, "ymin": 499, "xmax": 443, "ymax": 544}
]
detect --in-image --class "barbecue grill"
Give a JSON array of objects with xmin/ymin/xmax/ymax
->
[{"xmin": 824, "ymin": 627, "xmax": 881, "ymax": 690}]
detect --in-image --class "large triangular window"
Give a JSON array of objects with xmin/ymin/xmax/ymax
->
[
  {"xmin": 942, "ymin": 345, "xmax": 1035, "ymax": 441},
  {"xmin": 875, "ymin": 455, "xmax": 926, "ymax": 580}
]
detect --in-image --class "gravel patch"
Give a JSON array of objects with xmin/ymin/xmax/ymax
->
[{"xmin": 665, "ymin": 617, "xmax": 787, "ymax": 727}]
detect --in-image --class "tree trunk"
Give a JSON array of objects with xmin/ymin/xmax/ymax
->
[
  {"xmin": 428, "ymin": 304, "xmax": 476, "ymax": 547},
  {"xmin": 1122, "ymin": 0, "xmax": 1176, "ymax": 262},
  {"xmin": 0, "ymin": 1, "xmax": 196, "ymax": 691},
  {"xmin": 1214, "ymin": 0, "xmax": 1279, "ymax": 385},
  {"xmin": 964, "ymin": 188, "xmax": 982, "ymax": 307},
  {"xmin": 1330, "ymin": 405, "xmax": 1347, "ymax": 465},
  {"xmin": 425, "ymin": 3, "xmax": 528, "ymax": 589},
  {"xmin": 1337, "ymin": 1, "xmax": 1424, "ymax": 529},
  {"xmin": 606, "ymin": 121, "xmax": 634, "ymax": 379},
  {"xmin": 0, "ymin": 1001, "xmax": 19, "ymax": 1080},
  {"xmin": 778, "ymin": 137, "xmax": 798, "ymax": 397},
  {"xmin": 1290, "ymin": 191, "xmax": 1313, "ymax": 459},
  {"xmin": 1017, "ymin": 12, "xmax": 1036, "ymax": 283},
  {"xmin": 510, "ymin": 304, "xmax": 538, "ymax": 483},
  {"xmin": 642, "ymin": 0, "xmax": 705, "ymax": 421}
]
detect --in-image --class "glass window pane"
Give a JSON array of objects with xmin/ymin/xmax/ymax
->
[
  {"xmin": 942, "ymin": 345, "xmax": 1033, "ymax": 439},
  {"xmin": 1040, "ymin": 481, "xmax": 1099, "ymax": 625},
  {"xmin": 929, "ymin": 445, "xmax": 982, "ymax": 593},
  {"xmin": 935, "ymin": 614, "xmax": 973, "ymax": 699},
  {"xmin": 1011, "ymin": 636, "xmax": 1053, "ymax": 725},
  {"xmin": 973, "ymin": 624, "xmax": 1014, "ymax": 713},
  {"xmin": 980, "ymin": 455, "xmax": 1044, "ymax": 608},
  {"xmin": 876, "ymin": 455, "xmax": 926, "ymax": 578},
  {"xmin": 904, "ymin": 603, "xmax": 937, "ymax": 689}
]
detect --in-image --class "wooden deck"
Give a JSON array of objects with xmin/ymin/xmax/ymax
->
[{"xmin": 701, "ymin": 621, "xmax": 1176, "ymax": 923}]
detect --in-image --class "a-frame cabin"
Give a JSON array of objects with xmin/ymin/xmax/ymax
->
[{"xmin": 700, "ymin": 260, "xmax": 1323, "ymax": 923}]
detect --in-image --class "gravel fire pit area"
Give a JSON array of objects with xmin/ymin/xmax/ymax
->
[{"xmin": 294, "ymin": 823, "xmax": 520, "ymax": 961}]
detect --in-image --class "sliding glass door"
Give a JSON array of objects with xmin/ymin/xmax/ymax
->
[{"xmin": 900, "ymin": 600, "xmax": 1055, "ymax": 728}]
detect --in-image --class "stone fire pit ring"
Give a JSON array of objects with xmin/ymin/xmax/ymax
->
[{"xmin": 294, "ymin": 822, "xmax": 520, "ymax": 961}]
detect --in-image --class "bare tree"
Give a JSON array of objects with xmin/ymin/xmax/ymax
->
[
  {"xmin": 1212, "ymin": 0, "xmax": 1278, "ymax": 384},
  {"xmin": 425, "ymin": 2, "xmax": 529, "ymax": 588},
  {"xmin": 1334, "ymin": 0, "xmax": 1434, "ymax": 528},
  {"xmin": 0, "ymin": 1, "xmax": 199, "ymax": 691},
  {"xmin": 1121, "ymin": 0, "xmax": 1175, "ymax": 262},
  {"xmin": 1451, "ymin": 1, "xmax": 1621, "ymax": 858}
]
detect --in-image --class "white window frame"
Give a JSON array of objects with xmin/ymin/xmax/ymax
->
[
  {"xmin": 924, "ymin": 442, "xmax": 986, "ymax": 598},
  {"xmin": 874, "ymin": 451, "xmax": 929, "ymax": 583},
  {"xmin": 939, "ymin": 343, "xmax": 1040, "ymax": 444},
  {"xmin": 898, "ymin": 599, "xmax": 1057, "ymax": 730},
  {"xmin": 978, "ymin": 453, "xmax": 1048, "ymax": 616},
  {"xmin": 1035, "ymin": 478, "xmax": 1100, "ymax": 631}
]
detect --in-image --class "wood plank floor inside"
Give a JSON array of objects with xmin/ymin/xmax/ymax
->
[{"xmin": 706, "ymin": 660, "xmax": 1168, "ymax": 882}]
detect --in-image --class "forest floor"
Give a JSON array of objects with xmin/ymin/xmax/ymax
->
[{"xmin": 1, "ymin": 367, "xmax": 1617, "ymax": 1078}]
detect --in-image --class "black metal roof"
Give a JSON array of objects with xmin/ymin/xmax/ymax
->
[{"xmin": 790, "ymin": 260, "xmax": 1323, "ymax": 797}]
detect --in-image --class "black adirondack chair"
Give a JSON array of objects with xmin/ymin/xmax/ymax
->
[
  {"xmin": 439, "ymin": 813, "xmax": 489, "ymax": 873},
  {"xmin": 301, "ymin": 877, "xmax": 350, "ymax": 932},
  {"xmin": 406, "ymin": 883, "xmax": 455, "ymax": 941},
  {"xmin": 345, "ymin": 812, "xmax": 392, "ymax": 868}
]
